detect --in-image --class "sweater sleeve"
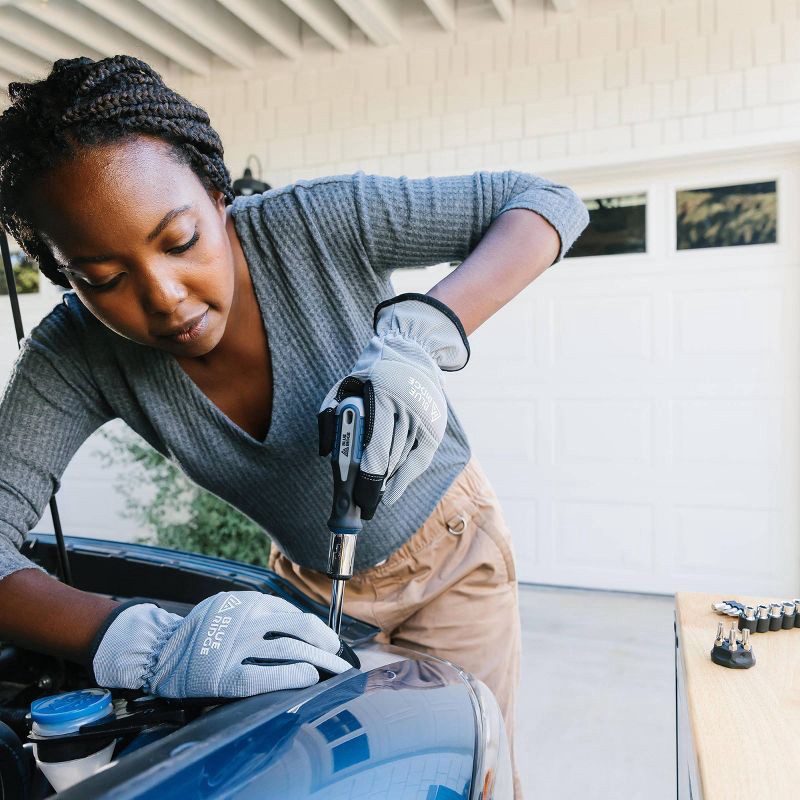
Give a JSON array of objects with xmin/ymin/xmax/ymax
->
[
  {"xmin": 0, "ymin": 299, "xmax": 114, "ymax": 583},
  {"xmin": 349, "ymin": 170, "xmax": 589, "ymax": 274}
]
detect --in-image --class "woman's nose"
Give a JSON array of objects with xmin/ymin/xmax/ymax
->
[{"xmin": 137, "ymin": 266, "xmax": 188, "ymax": 316}]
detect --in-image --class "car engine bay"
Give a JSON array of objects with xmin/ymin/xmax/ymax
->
[{"xmin": 0, "ymin": 536, "xmax": 383, "ymax": 799}]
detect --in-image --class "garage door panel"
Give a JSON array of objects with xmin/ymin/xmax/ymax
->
[
  {"xmin": 670, "ymin": 505, "xmax": 780, "ymax": 583},
  {"xmin": 553, "ymin": 500, "xmax": 655, "ymax": 572},
  {"xmin": 468, "ymin": 298, "xmax": 537, "ymax": 363},
  {"xmin": 553, "ymin": 398, "xmax": 653, "ymax": 465},
  {"xmin": 452, "ymin": 399, "xmax": 536, "ymax": 461},
  {"xmin": 497, "ymin": 497, "xmax": 538, "ymax": 578},
  {"xmin": 670, "ymin": 396, "xmax": 783, "ymax": 466},
  {"xmin": 672, "ymin": 287, "xmax": 783, "ymax": 355},
  {"xmin": 550, "ymin": 294, "xmax": 653, "ymax": 362}
]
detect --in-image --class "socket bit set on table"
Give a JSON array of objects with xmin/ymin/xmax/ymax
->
[
  {"xmin": 708, "ymin": 598, "xmax": 800, "ymax": 670},
  {"xmin": 710, "ymin": 621, "xmax": 755, "ymax": 669}
]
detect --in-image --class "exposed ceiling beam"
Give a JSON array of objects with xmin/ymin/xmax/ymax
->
[
  {"xmin": 0, "ymin": 6, "xmax": 104, "ymax": 65},
  {"xmin": 421, "ymin": 0, "xmax": 455, "ymax": 32},
  {"xmin": 0, "ymin": 39, "xmax": 51, "ymax": 80},
  {"xmin": 0, "ymin": 64, "xmax": 22, "ymax": 85},
  {"xmin": 74, "ymin": 0, "xmax": 212, "ymax": 76},
  {"xmin": 549, "ymin": 0, "xmax": 577, "ymax": 10},
  {"xmin": 11, "ymin": 0, "xmax": 171, "ymax": 73},
  {"xmin": 333, "ymin": 0, "xmax": 402, "ymax": 46},
  {"xmin": 0, "ymin": 67, "xmax": 17, "ymax": 101},
  {"xmin": 489, "ymin": 0, "xmax": 513, "ymax": 23},
  {"xmin": 279, "ymin": 0, "xmax": 351, "ymax": 52},
  {"xmin": 137, "ymin": 0, "xmax": 259, "ymax": 70},
  {"xmin": 218, "ymin": 0, "xmax": 302, "ymax": 60}
]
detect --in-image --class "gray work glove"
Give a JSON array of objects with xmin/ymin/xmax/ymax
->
[
  {"xmin": 318, "ymin": 293, "xmax": 470, "ymax": 520},
  {"xmin": 88, "ymin": 591, "xmax": 357, "ymax": 698}
]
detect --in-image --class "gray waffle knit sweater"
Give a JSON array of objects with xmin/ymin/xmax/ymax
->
[{"xmin": 0, "ymin": 170, "xmax": 589, "ymax": 582}]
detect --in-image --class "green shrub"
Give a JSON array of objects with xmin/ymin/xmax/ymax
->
[
  {"xmin": 99, "ymin": 427, "xmax": 270, "ymax": 568},
  {"xmin": 0, "ymin": 252, "xmax": 40, "ymax": 295}
]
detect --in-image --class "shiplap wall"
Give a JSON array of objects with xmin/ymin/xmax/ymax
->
[{"xmin": 171, "ymin": 0, "xmax": 800, "ymax": 185}]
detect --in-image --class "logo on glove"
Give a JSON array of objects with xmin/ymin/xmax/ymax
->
[
  {"xmin": 217, "ymin": 595, "xmax": 242, "ymax": 613},
  {"xmin": 407, "ymin": 377, "xmax": 441, "ymax": 423}
]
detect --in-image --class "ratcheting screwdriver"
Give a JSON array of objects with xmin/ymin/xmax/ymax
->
[{"xmin": 325, "ymin": 396, "xmax": 365, "ymax": 634}]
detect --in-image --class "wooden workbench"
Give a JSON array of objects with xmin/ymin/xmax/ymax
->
[{"xmin": 675, "ymin": 592, "xmax": 800, "ymax": 800}]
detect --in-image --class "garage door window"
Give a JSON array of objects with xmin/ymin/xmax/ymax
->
[
  {"xmin": 566, "ymin": 193, "xmax": 646, "ymax": 259},
  {"xmin": 676, "ymin": 180, "xmax": 777, "ymax": 250}
]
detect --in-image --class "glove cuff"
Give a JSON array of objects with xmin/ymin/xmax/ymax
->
[
  {"xmin": 373, "ymin": 293, "xmax": 470, "ymax": 371},
  {"xmin": 91, "ymin": 602, "xmax": 182, "ymax": 691}
]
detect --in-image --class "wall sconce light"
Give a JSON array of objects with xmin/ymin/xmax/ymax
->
[{"xmin": 233, "ymin": 154, "xmax": 271, "ymax": 196}]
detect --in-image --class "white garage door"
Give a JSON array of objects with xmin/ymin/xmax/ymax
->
[{"xmin": 395, "ymin": 149, "xmax": 800, "ymax": 595}]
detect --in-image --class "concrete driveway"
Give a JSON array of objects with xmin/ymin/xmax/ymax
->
[{"xmin": 517, "ymin": 585, "xmax": 675, "ymax": 799}]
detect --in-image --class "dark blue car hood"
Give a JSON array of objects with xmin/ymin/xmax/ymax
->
[{"xmin": 24, "ymin": 534, "xmax": 478, "ymax": 799}]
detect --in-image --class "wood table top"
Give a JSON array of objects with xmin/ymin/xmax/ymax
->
[{"xmin": 675, "ymin": 592, "xmax": 800, "ymax": 800}]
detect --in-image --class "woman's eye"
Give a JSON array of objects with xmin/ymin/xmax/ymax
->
[
  {"xmin": 168, "ymin": 230, "xmax": 200, "ymax": 255},
  {"xmin": 80, "ymin": 275, "xmax": 122, "ymax": 292}
]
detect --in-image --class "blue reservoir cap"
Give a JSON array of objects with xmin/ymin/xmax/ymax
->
[{"xmin": 31, "ymin": 689, "xmax": 112, "ymax": 734}]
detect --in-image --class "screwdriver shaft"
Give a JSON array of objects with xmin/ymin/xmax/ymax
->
[{"xmin": 328, "ymin": 578, "xmax": 346, "ymax": 634}]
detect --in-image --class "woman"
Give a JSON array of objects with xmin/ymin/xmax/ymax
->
[{"xmin": 0, "ymin": 55, "xmax": 588, "ymax": 796}]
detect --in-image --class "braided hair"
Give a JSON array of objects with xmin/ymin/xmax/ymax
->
[{"xmin": 0, "ymin": 55, "xmax": 234, "ymax": 288}]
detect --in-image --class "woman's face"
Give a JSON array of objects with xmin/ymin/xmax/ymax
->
[{"xmin": 32, "ymin": 135, "xmax": 236, "ymax": 358}]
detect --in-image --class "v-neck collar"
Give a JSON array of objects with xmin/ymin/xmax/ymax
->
[{"xmin": 160, "ymin": 232, "xmax": 282, "ymax": 450}]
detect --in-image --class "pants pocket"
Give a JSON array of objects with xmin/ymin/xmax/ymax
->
[{"xmin": 472, "ymin": 495, "xmax": 518, "ymax": 585}]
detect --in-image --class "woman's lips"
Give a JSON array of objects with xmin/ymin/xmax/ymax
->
[{"xmin": 159, "ymin": 310, "xmax": 209, "ymax": 344}]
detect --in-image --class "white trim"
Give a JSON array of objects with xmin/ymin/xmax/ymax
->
[{"xmin": 537, "ymin": 129, "xmax": 800, "ymax": 183}]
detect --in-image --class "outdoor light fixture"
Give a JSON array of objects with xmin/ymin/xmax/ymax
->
[{"xmin": 233, "ymin": 154, "xmax": 270, "ymax": 196}]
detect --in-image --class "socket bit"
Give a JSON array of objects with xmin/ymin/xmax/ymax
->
[
  {"xmin": 739, "ymin": 606, "xmax": 757, "ymax": 633},
  {"xmin": 769, "ymin": 603, "xmax": 784, "ymax": 631},
  {"xmin": 742, "ymin": 628, "xmax": 751, "ymax": 651},
  {"xmin": 756, "ymin": 605, "xmax": 770, "ymax": 633},
  {"xmin": 715, "ymin": 621, "xmax": 725, "ymax": 646},
  {"xmin": 794, "ymin": 599, "xmax": 800, "ymax": 628},
  {"xmin": 782, "ymin": 601, "xmax": 796, "ymax": 629},
  {"xmin": 728, "ymin": 623, "xmax": 738, "ymax": 652}
]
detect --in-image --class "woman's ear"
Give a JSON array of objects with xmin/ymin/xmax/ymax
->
[{"xmin": 210, "ymin": 188, "xmax": 227, "ymax": 221}]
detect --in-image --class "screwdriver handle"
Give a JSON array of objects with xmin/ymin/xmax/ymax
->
[{"xmin": 327, "ymin": 396, "xmax": 364, "ymax": 536}]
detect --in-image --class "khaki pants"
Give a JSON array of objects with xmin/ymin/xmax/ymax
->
[{"xmin": 269, "ymin": 457, "xmax": 523, "ymax": 798}]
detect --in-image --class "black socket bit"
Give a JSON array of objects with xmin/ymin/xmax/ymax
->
[
  {"xmin": 756, "ymin": 605, "xmax": 770, "ymax": 633},
  {"xmin": 738, "ymin": 606, "xmax": 757, "ymax": 633},
  {"xmin": 782, "ymin": 601, "xmax": 796, "ymax": 629},
  {"xmin": 769, "ymin": 603, "xmax": 784, "ymax": 631},
  {"xmin": 793, "ymin": 600, "xmax": 800, "ymax": 628}
]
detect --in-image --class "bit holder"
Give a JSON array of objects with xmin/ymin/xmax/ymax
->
[{"xmin": 711, "ymin": 623, "xmax": 755, "ymax": 670}]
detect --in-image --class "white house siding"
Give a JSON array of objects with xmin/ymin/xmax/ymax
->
[{"xmin": 1, "ymin": 0, "xmax": 799, "ymax": 592}]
